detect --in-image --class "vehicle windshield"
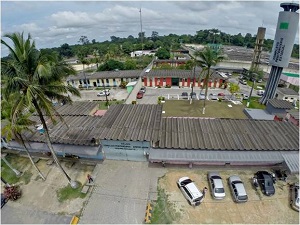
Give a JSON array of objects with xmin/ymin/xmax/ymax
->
[
  {"xmin": 238, "ymin": 195, "xmax": 248, "ymax": 201},
  {"xmin": 215, "ymin": 188, "xmax": 224, "ymax": 193},
  {"xmin": 194, "ymin": 196, "xmax": 203, "ymax": 202},
  {"xmin": 181, "ymin": 179, "xmax": 192, "ymax": 185}
]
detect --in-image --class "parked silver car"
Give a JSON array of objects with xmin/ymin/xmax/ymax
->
[
  {"xmin": 290, "ymin": 183, "xmax": 299, "ymax": 211},
  {"xmin": 228, "ymin": 175, "xmax": 248, "ymax": 203},
  {"xmin": 177, "ymin": 177, "xmax": 204, "ymax": 206},
  {"xmin": 208, "ymin": 172, "xmax": 225, "ymax": 199},
  {"xmin": 199, "ymin": 93, "xmax": 205, "ymax": 100}
]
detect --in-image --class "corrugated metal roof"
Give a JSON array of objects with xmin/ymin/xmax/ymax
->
[
  {"xmin": 99, "ymin": 104, "xmax": 163, "ymax": 142},
  {"xmin": 277, "ymin": 88, "xmax": 299, "ymax": 96},
  {"xmin": 287, "ymin": 110, "xmax": 300, "ymax": 120},
  {"xmin": 149, "ymin": 148, "xmax": 286, "ymax": 163},
  {"xmin": 267, "ymin": 99, "xmax": 293, "ymax": 109},
  {"xmin": 33, "ymin": 101, "xmax": 99, "ymax": 116},
  {"xmin": 23, "ymin": 115, "xmax": 105, "ymax": 146},
  {"xmin": 67, "ymin": 70, "xmax": 142, "ymax": 81},
  {"xmin": 157, "ymin": 117, "xmax": 299, "ymax": 151},
  {"xmin": 144, "ymin": 68, "xmax": 223, "ymax": 80},
  {"xmin": 282, "ymin": 153, "xmax": 299, "ymax": 173}
]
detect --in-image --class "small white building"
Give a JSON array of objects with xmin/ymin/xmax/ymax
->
[
  {"xmin": 276, "ymin": 87, "xmax": 299, "ymax": 103},
  {"xmin": 130, "ymin": 50, "xmax": 156, "ymax": 57}
]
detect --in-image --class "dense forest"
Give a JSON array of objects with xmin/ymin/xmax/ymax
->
[{"xmin": 3, "ymin": 29, "xmax": 299, "ymax": 63}]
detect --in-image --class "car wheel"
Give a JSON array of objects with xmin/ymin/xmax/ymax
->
[
  {"xmin": 187, "ymin": 199, "xmax": 191, "ymax": 206},
  {"xmin": 177, "ymin": 183, "xmax": 180, "ymax": 188}
]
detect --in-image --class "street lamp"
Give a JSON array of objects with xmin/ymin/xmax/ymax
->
[
  {"xmin": 190, "ymin": 65, "xmax": 196, "ymax": 104},
  {"xmin": 103, "ymin": 78, "xmax": 109, "ymax": 108},
  {"xmin": 247, "ymin": 73, "xmax": 257, "ymax": 107}
]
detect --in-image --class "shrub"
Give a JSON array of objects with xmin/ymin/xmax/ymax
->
[
  {"xmin": 165, "ymin": 84, "xmax": 171, "ymax": 88},
  {"xmin": 132, "ymin": 101, "xmax": 137, "ymax": 105},
  {"xmin": 4, "ymin": 185, "xmax": 22, "ymax": 201},
  {"xmin": 119, "ymin": 81, "xmax": 128, "ymax": 89},
  {"xmin": 105, "ymin": 101, "xmax": 111, "ymax": 106},
  {"xmin": 157, "ymin": 85, "xmax": 161, "ymax": 88}
]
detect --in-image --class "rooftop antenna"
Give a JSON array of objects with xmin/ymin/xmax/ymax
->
[{"xmin": 139, "ymin": 8, "xmax": 143, "ymax": 54}]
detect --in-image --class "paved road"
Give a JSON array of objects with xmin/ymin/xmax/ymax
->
[
  {"xmin": 71, "ymin": 88, "xmax": 129, "ymax": 102},
  {"xmin": 1, "ymin": 205, "xmax": 72, "ymax": 224},
  {"xmin": 137, "ymin": 86, "xmax": 233, "ymax": 104},
  {"xmin": 79, "ymin": 160, "xmax": 165, "ymax": 224}
]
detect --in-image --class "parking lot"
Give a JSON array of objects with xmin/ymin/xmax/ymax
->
[
  {"xmin": 71, "ymin": 88, "xmax": 128, "ymax": 102},
  {"xmin": 158, "ymin": 168, "xmax": 299, "ymax": 224}
]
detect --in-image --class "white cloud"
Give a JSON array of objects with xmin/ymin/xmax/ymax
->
[{"xmin": 13, "ymin": 23, "xmax": 42, "ymax": 33}]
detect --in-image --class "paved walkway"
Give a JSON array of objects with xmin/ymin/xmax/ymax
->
[
  {"xmin": 1, "ymin": 205, "xmax": 72, "ymax": 224},
  {"xmin": 79, "ymin": 160, "xmax": 166, "ymax": 224}
]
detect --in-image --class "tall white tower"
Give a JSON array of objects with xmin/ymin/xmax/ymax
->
[{"xmin": 260, "ymin": 2, "xmax": 299, "ymax": 104}]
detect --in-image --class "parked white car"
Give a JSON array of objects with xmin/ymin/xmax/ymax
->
[
  {"xmin": 241, "ymin": 93, "xmax": 249, "ymax": 100},
  {"xmin": 208, "ymin": 172, "xmax": 226, "ymax": 199},
  {"xmin": 290, "ymin": 183, "xmax": 299, "ymax": 211},
  {"xmin": 97, "ymin": 90, "xmax": 110, "ymax": 96},
  {"xmin": 228, "ymin": 175, "xmax": 248, "ymax": 203},
  {"xmin": 257, "ymin": 90, "xmax": 265, "ymax": 96},
  {"xmin": 177, "ymin": 177, "xmax": 204, "ymax": 206}
]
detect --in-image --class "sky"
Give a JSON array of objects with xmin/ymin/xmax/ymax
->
[{"xmin": 1, "ymin": 0, "xmax": 299, "ymax": 56}]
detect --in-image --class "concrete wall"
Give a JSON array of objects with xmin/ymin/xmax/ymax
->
[
  {"xmin": 6, "ymin": 140, "xmax": 103, "ymax": 159},
  {"xmin": 67, "ymin": 77, "xmax": 137, "ymax": 88},
  {"xmin": 101, "ymin": 140, "xmax": 150, "ymax": 161}
]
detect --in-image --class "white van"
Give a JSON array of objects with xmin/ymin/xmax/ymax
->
[
  {"xmin": 257, "ymin": 90, "xmax": 265, "ymax": 96},
  {"xmin": 177, "ymin": 177, "xmax": 204, "ymax": 206}
]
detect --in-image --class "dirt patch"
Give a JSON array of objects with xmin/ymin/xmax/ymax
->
[
  {"xmin": 158, "ymin": 168, "xmax": 299, "ymax": 224},
  {"xmin": 2, "ymin": 155, "xmax": 95, "ymax": 216}
]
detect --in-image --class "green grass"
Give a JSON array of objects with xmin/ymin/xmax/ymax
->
[
  {"xmin": 1, "ymin": 159, "xmax": 21, "ymax": 184},
  {"xmin": 162, "ymin": 100, "xmax": 247, "ymax": 119},
  {"xmin": 151, "ymin": 187, "xmax": 180, "ymax": 224},
  {"xmin": 95, "ymin": 87, "xmax": 111, "ymax": 91},
  {"xmin": 246, "ymin": 81, "xmax": 265, "ymax": 90},
  {"xmin": 98, "ymin": 100, "xmax": 124, "ymax": 109},
  {"xmin": 242, "ymin": 97, "xmax": 266, "ymax": 109},
  {"xmin": 56, "ymin": 183, "xmax": 86, "ymax": 202},
  {"xmin": 1, "ymin": 155, "xmax": 34, "ymax": 185}
]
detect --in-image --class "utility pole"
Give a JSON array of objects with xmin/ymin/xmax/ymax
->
[
  {"xmin": 139, "ymin": 8, "xmax": 143, "ymax": 55},
  {"xmin": 247, "ymin": 73, "xmax": 257, "ymax": 107},
  {"xmin": 190, "ymin": 66, "xmax": 196, "ymax": 104}
]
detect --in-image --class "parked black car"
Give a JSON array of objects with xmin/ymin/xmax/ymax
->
[
  {"xmin": 254, "ymin": 171, "xmax": 275, "ymax": 196},
  {"xmin": 181, "ymin": 92, "xmax": 188, "ymax": 99},
  {"xmin": 190, "ymin": 92, "xmax": 196, "ymax": 99}
]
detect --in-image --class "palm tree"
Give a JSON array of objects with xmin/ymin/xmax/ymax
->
[
  {"xmin": 1, "ymin": 93, "xmax": 46, "ymax": 180},
  {"xmin": 1, "ymin": 32, "xmax": 81, "ymax": 188},
  {"xmin": 194, "ymin": 46, "xmax": 224, "ymax": 114}
]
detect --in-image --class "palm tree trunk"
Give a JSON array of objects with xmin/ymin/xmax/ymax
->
[
  {"xmin": 32, "ymin": 100, "xmax": 73, "ymax": 184},
  {"xmin": 202, "ymin": 69, "xmax": 210, "ymax": 114},
  {"xmin": 17, "ymin": 133, "xmax": 46, "ymax": 181}
]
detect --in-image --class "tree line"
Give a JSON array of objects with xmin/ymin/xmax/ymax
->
[{"xmin": 14, "ymin": 28, "xmax": 297, "ymax": 62}]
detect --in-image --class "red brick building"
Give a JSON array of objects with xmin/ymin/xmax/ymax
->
[{"xmin": 142, "ymin": 68, "xmax": 227, "ymax": 88}]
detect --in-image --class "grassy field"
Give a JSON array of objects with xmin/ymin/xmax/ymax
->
[
  {"xmin": 98, "ymin": 100, "xmax": 124, "ymax": 109},
  {"xmin": 242, "ymin": 97, "xmax": 266, "ymax": 109},
  {"xmin": 1, "ymin": 154, "xmax": 34, "ymax": 185},
  {"xmin": 162, "ymin": 100, "xmax": 247, "ymax": 119}
]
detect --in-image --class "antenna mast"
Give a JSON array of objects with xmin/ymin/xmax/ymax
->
[{"xmin": 139, "ymin": 8, "xmax": 143, "ymax": 53}]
